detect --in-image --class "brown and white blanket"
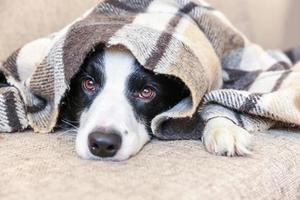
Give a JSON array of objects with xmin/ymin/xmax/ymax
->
[{"xmin": 0, "ymin": 0, "xmax": 300, "ymax": 140}]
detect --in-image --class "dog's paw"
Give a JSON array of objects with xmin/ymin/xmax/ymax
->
[{"xmin": 202, "ymin": 117, "xmax": 252, "ymax": 157}]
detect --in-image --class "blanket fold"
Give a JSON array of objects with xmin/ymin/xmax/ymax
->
[{"xmin": 1, "ymin": 0, "xmax": 300, "ymax": 140}]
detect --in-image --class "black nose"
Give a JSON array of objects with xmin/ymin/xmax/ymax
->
[{"xmin": 88, "ymin": 131, "xmax": 122, "ymax": 158}]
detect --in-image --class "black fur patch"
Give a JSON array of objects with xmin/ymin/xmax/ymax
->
[
  {"xmin": 127, "ymin": 61, "xmax": 190, "ymax": 131},
  {"xmin": 58, "ymin": 48, "xmax": 189, "ymax": 133}
]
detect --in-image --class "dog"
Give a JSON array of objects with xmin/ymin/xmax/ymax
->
[{"xmin": 58, "ymin": 45, "xmax": 252, "ymax": 161}]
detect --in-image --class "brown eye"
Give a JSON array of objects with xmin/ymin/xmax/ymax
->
[
  {"xmin": 137, "ymin": 87, "xmax": 156, "ymax": 100},
  {"xmin": 82, "ymin": 78, "xmax": 97, "ymax": 93}
]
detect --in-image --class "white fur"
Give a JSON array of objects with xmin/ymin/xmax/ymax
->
[
  {"xmin": 76, "ymin": 48, "xmax": 150, "ymax": 161},
  {"xmin": 202, "ymin": 117, "xmax": 252, "ymax": 156}
]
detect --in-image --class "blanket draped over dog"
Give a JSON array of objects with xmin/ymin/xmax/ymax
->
[{"xmin": 1, "ymin": 0, "xmax": 300, "ymax": 139}]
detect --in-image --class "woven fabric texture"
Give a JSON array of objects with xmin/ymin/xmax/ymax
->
[{"xmin": 0, "ymin": 131, "xmax": 299, "ymax": 200}]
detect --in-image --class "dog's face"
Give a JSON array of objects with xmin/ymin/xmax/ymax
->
[{"xmin": 60, "ymin": 47, "xmax": 189, "ymax": 161}]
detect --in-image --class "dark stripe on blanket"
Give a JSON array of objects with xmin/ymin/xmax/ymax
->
[
  {"xmin": 285, "ymin": 47, "xmax": 300, "ymax": 64},
  {"xmin": 144, "ymin": 2, "xmax": 197, "ymax": 70},
  {"xmin": 29, "ymin": 58, "xmax": 55, "ymax": 101},
  {"xmin": 103, "ymin": 0, "xmax": 154, "ymax": 12},
  {"xmin": 63, "ymin": 1, "xmax": 153, "ymax": 82},
  {"xmin": 4, "ymin": 91, "xmax": 22, "ymax": 131},
  {"xmin": 223, "ymin": 69, "xmax": 262, "ymax": 90},
  {"xmin": 2, "ymin": 49, "xmax": 21, "ymax": 81},
  {"xmin": 267, "ymin": 61, "xmax": 291, "ymax": 71},
  {"xmin": 271, "ymin": 70, "xmax": 292, "ymax": 92},
  {"xmin": 239, "ymin": 93, "xmax": 263, "ymax": 113}
]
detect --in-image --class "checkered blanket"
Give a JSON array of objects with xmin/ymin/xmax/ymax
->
[{"xmin": 0, "ymin": 0, "xmax": 299, "ymax": 140}]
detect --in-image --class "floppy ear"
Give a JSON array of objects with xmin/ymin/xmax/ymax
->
[{"xmin": 153, "ymin": 113, "xmax": 205, "ymax": 140}]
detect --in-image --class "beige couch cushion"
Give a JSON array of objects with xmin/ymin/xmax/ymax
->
[
  {"xmin": 0, "ymin": 131, "xmax": 299, "ymax": 200},
  {"xmin": 0, "ymin": 1, "xmax": 300, "ymax": 200}
]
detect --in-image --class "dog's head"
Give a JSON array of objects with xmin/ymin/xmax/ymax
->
[{"xmin": 60, "ymin": 46, "xmax": 189, "ymax": 161}]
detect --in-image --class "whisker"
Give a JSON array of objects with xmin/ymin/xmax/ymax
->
[
  {"xmin": 56, "ymin": 128, "xmax": 78, "ymax": 137},
  {"xmin": 61, "ymin": 120, "xmax": 78, "ymax": 129},
  {"xmin": 63, "ymin": 119, "xmax": 79, "ymax": 124}
]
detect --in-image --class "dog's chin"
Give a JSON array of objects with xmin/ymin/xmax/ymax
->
[{"xmin": 75, "ymin": 129, "xmax": 151, "ymax": 162}]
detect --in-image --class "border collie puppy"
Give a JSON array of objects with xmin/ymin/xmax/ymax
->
[{"xmin": 59, "ymin": 46, "xmax": 189, "ymax": 161}]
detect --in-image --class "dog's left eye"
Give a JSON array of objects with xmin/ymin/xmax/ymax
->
[{"xmin": 82, "ymin": 78, "xmax": 97, "ymax": 93}]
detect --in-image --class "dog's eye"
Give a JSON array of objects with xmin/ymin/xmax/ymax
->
[
  {"xmin": 82, "ymin": 78, "xmax": 97, "ymax": 93},
  {"xmin": 136, "ymin": 86, "xmax": 156, "ymax": 100}
]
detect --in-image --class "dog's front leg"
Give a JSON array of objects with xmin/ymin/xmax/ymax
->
[
  {"xmin": 202, "ymin": 117, "xmax": 252, "ymax": 156},
  {"xmin": 199, "ymin": 104, "xmax": 274, "ymax": 157}
]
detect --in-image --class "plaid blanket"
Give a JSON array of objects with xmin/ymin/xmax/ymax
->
[{"xmin": 0, "ymin": 0, "xmax": 300, "ymax": 140}]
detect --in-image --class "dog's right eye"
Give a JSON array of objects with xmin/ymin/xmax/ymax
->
[{"xmin": 82, "ymin": 78, "xmax": 97, "ymax": 94}]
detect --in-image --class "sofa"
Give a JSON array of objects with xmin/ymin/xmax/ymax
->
[{"xmin": 0, "ymin": 1, "xmax": 299, "ymax": 199}]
